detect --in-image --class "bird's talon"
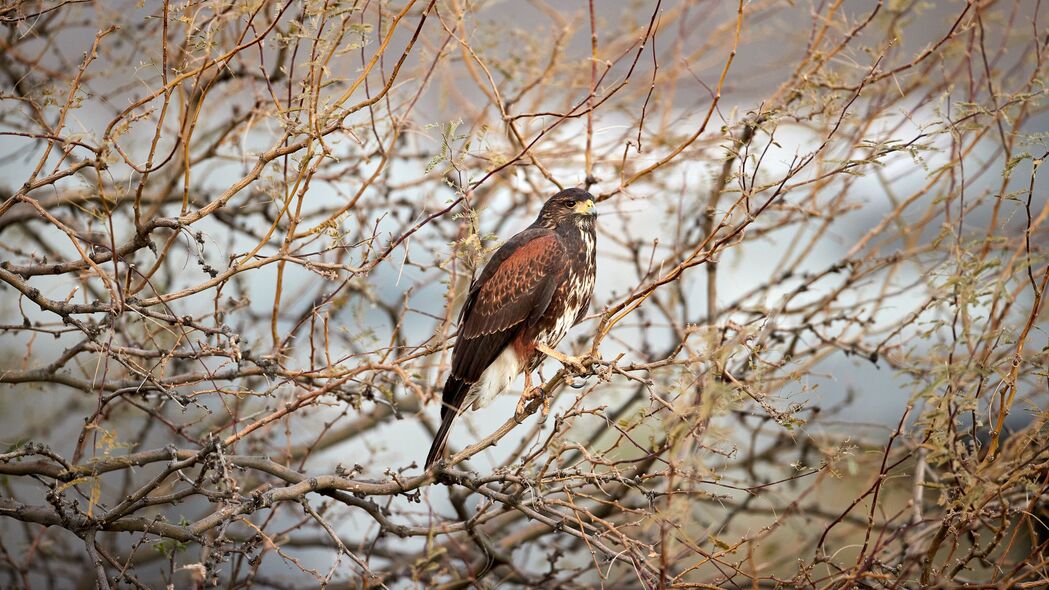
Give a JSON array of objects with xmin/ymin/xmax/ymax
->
[
  {"xmin": 516, "ymin": 386, "xmax": 542, "ymax": 419},
  {"xmin": 535, "ymin": 343, "xmax": 591, "ymax": 375}
]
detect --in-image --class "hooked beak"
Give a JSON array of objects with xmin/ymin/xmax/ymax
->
[{"xmin": 573, "ymin": 198, "xmax": 597, "ymax": 217}]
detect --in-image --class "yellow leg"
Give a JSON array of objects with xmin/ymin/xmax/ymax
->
[
  {"xmin": 514, "ymin": 371, "xmax": 554, "ymax": 417},
  {"xmin": 516, "ymin": 371, "xmax": 538, "ymax": 416},
  {"xmin": 534, "ymin": 342, "xmax": 587, "ymax": 374}
]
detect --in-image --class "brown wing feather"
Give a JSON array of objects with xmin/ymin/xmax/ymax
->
[
  {"xmin": 462, "ymin": 234, "xmax": 564, "ymax": 338},
  {"xmin": 428, "ymin": 229, "xmax": 564, "ymax": 469},
  {"xmin": 449, "ymin": 230, "xmax": 563, "ymax": 388}
]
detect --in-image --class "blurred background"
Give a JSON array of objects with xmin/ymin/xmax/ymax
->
[{"xmin": 0, "ymin": 0, "xmax": 1047, "ymax": 588}]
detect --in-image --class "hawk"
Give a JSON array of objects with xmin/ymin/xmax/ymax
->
[{"xmin": 425, "ymin": 188, "xmax": 598, "ymax": 469}]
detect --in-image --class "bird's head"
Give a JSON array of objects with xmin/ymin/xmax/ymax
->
[{"xmin": 536, "ymin": 188, "xmax": 597, "ymax": 229}]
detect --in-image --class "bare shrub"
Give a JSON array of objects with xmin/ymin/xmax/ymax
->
[{"xmin": 0, "ymin": 0, "xmax": 1047, "ymax": 588}]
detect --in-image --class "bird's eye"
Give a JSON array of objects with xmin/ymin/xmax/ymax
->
[{"xmin": 563, "ymin": 200, "xmax": 574, "ymax": 208}]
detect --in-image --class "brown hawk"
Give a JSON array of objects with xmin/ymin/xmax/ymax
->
[{"xmin": 425, "ymin": 188, "xmax": 598, "ymax": 469}]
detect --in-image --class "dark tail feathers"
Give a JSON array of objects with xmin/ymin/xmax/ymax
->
[{"xmin": 425, "ymin": 376, "xmax": 470, "ymax": 469}]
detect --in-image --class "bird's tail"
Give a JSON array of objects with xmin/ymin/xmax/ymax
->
[{"xmin": 425, "ymin": 375, "xmax": 470, "ymax": 469}]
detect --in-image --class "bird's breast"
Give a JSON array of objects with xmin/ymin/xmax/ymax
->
[{"xmin": 532, "ymin": 228, "xmax": 597, "ymax": 353}]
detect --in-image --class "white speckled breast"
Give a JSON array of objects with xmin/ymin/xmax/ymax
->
[{"xmin": 529, "ymin": 216, "xmax": 596, "ymax": 371}]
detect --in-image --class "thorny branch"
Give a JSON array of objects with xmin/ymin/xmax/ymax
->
[{"xmin": 0, "ymin": 1, "xmax": 1047, "ymax": 588}]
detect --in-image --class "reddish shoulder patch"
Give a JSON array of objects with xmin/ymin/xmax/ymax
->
[
  {"xmin": 500, "ymin": 234, "xmax": 558, "ymax": 270},
  {"xmin": 477, "ymin": 234, "xmax": 560, "ymax": 306}
]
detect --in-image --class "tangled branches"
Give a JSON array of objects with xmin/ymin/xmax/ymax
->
[{"xmin": 0, "ymin": 0, "xmax": 1047, "ymax": 588}]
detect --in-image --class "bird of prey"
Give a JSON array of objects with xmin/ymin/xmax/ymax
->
[{"xmin": 425, "ymin": 188, "xmax": 598, "ymax": 469}]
